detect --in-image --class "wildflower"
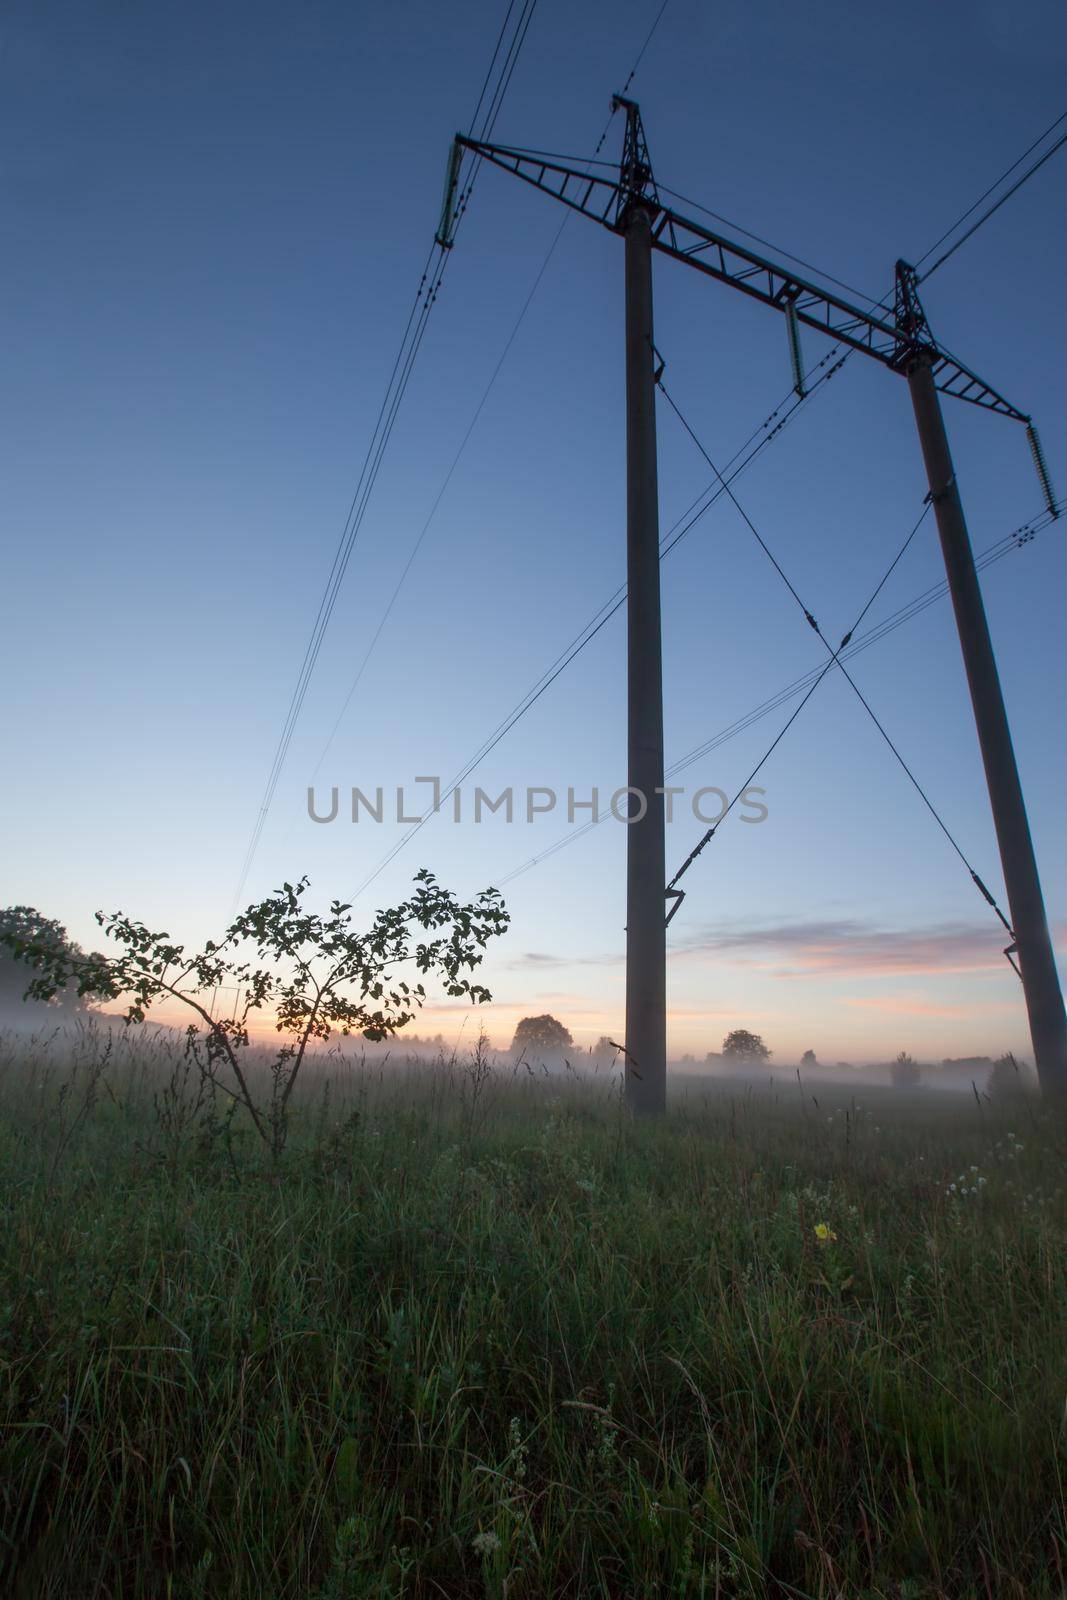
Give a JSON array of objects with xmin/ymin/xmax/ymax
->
[
  {"xmin": 813, "ymin": 1222, "xmax": 837, "ymax": 1242},
  {"xmin": 507, "ymin": 1416, "xmax": 528, "ymax": 1482},
  {"xmin": 472, "ymin": 1530, "xmax": 501, "ymax": 1556}
]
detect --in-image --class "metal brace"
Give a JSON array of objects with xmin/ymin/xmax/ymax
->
[{"xmin": 665, "ymin": 885, "xmax": 685, "ymax": 927}]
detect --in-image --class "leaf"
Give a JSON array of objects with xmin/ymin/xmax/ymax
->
[{"xmin": 334, "ymin": 1437, "xmax": 361, "ymax": 1503}]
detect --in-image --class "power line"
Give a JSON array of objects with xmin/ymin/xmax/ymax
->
[
  {"xmin": 915, "ymin": 108, "xmax": 1067, "ymax": 277},
  {"xmin": 236, "ymin": 0, "xmax": 675, "ymax": 902},
  {"xmin": 493, "ymin": 503, "xmax": 1059, "ymax": 889},
  {"xmin": 650, "ymin": 181, "xmax": 884, "ymax": 309},
  {"xmin": 430, "ymin": 104, "xmax": 1064, "ymax": 909},
  {"xmin": 621, "ymin": 0, "xmax": 672, "ymax": 97},
  {"xmin": 313, "ymin": 4, "xmax": 675, "ymax": 779},
  {"xmin": 346, "ymin": 349, "xmax": 847, "ymax": 902},
  {"xmin": 351, "ymin": 88, "xmax": 1063, "ymax": 904},
  {"xmin": 919, "ymin": 127, "xmax": 1067, "ymax": 281},
  {"xmin": 232, "ymin": 272, "xmax": 443, "ymax": 910},
  {"xmin": 319, "ymin": 294, "xmax": 839, "ymax": 798},
  {"xmin": 309, "ymin": 223, "xmax": 568, "ymax": 780},
  {"xmin": 230, "ymin": 0, "xmax": 540, "ymax": 912},
  {"xmin": 468, "ymin": 0, "xmax": 522, "ymax": 136},
  {"xmin": 341, "ymin": 75, "xmax": 1054, "ymax": 908},
  {"xmin": 657, "ymin": 377, "xmax": 1022, "ymax": 932},
  {"xmin": 665, "ymin": 512, "xmax": 1056, "ymax": 778}
]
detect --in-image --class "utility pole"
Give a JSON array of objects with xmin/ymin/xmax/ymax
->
[
  {"xmin": 449, "ymin": 101, "xmax": 1064, "ymax": 1101},
  {"xmin": 897, "ymin": 263, "xmax": 1067, "ymax": 1095},
  {"xmin": 618, "ymin": 98, "xmax": 667, "ymax": 1114}
]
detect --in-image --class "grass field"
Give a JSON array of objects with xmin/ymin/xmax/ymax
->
[{"xmin": 1, "ymin": 1029, "xmax": 1064, "ymax": 1598}]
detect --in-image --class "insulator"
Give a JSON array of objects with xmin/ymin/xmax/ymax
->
[
  {"xmin": 1026, "ymin": 423, "xmax": 1058, "ymax": 519},
  {"xmin": 785, "ymin": 297, "xmax": 806, "ymax": 397},
  {"xmin": 436, "ymin": 140, "xmax": 462, "ymax": 250}
]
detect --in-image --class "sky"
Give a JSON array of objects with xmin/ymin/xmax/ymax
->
[{"xmin": 2, "ymin": 0, "xmax": 1066, "ymax": 1064}]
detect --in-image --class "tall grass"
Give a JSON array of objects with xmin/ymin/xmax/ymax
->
[{"xmin": 0, "ymin": 1028, "xmax": 1064, "ymax": 1597}]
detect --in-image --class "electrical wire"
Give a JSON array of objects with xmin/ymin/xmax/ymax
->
[
  {"xmin": 426, "ymin": 106, "xmax": 1064, "ymax": 905},
  {"xmin": 621, "ymin": 0, "xmax": 672, "ymax": 98},
  {"xmin": 915, "ymin": 108, "xmax": 1067, "ymax": 276},
  {"xmin": 312, "ymin": 5, "xmax": 676, "ymax": 778},
  {"xmin": 467, "ymin": 0, "xmax": 521, "ymax": 137},
  {"xmin": 493, "ymin": 502, "xmax": 1059, "ymax": 888},
  {"xmin": 265, "ymin": 42, "xmax": 1054, "ymax": 918},
  {"xmin": 919, "ymin": 128, "xmax": 1067, "ymax": 281},
  {"xmin": 657, "ymin": 377, "xmax": 1022, "ymax": 930},
  {"xmin": 230, "ymin": 0, "xmax": 540, "ymax": 911},
  {"xmin": 310, "ymin": 216, "xmax": 571, "ymax": 780},
  {"xmin": 345, "ymin": 345, "xmax": 849, "ymax": 902},
  {"xmin": 351, "ymin": 89, "xmax": 1066, "ymax": 905}
]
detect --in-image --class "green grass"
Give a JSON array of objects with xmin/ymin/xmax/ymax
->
[{"xmin": 0, "ymin": 1031, "xmax": 1064, "ymax": 1597}]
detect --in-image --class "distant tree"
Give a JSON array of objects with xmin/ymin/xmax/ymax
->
[
  {"xmin": 891, "ymin": 1050, "xmax": 922, "ymax": 1089},
  {"xmin": 722, "ymin": 1029, "xmax": 771, "ymax": 1064},
  {"xmin": 987, "ymin": 1052, "xmax": 1037, "ymax": 1100},
  {"xmin": 0, "ymin": 906, "xmax": 96, "ymax": 1016},
  {"xmin": 511, "ymin": 1014, "xmax": 573, "ymax": 1057},
  {"xmin": 800, "ymin": 1048, "xmax": 817, "ymax": 1069}
]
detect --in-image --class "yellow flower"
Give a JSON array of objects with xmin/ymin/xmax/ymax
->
[{"xmin": 814, "ymin": 1223, "xmax": 837, "ymax": 1242}]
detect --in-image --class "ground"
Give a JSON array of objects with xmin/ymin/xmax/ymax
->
[{"xmin": 0, "ymin": 1032, "xmax": 1063, "ymax": 1597}]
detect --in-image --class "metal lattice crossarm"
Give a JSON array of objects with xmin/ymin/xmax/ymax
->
[{"xmin": 450, "ymin": 132, "xmax": 1030, "ymax": 424}]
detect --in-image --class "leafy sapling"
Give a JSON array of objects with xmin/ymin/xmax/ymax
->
[{"xmin": 2, "ymin": 870, "xmax": 509, "ymax": 1159}]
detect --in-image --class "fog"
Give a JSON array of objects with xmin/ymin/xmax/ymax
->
[{"xmin": 0, "ymin": 988, "xmax": 1036, "ymax": 1106}]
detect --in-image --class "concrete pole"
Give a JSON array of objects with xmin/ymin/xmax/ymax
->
[
  {"xmin": 623, "ymin": 202, "xmax": 667, "ymax": 1115},
  {"xmin": 907, "ymin": 356, "xmax": 1067, "ymax": 1095}
]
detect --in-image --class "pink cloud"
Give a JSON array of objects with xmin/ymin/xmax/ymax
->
[{"xmin": 671, "ymin": 916, "xmax": 1041, "ymax": 979}]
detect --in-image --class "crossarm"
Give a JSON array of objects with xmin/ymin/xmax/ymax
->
[{"xmin": 455, "ymin": 135, "xmax": 1028, "ymax": 423}]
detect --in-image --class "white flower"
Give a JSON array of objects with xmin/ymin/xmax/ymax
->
[{"xmin": 472, "ymin": 1530, "xmax": 501, "ymax": 1556}]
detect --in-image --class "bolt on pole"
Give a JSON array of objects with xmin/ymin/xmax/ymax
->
[
  {"xmin": 623, "ymin": 201, "xmax": 667, "ymax": 1115},
  {"xmin": 906, "ymin": 356, "xmax": 1067, "ymax": 1095}
]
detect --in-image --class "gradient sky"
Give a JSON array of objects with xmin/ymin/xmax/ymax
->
[{"xmin": 2, "ymin": 0, "xmax": 1066, "ymax": 1063}]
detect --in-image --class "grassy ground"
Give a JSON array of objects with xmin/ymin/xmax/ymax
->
[{"xmin": 0, "ymin": 1030, "xmax": 1064, "ymax": 1598}]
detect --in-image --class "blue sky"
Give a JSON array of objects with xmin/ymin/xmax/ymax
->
[{"xmin": 2, "ymin": 0, "xmax": 1065, "ymax": 1062}]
